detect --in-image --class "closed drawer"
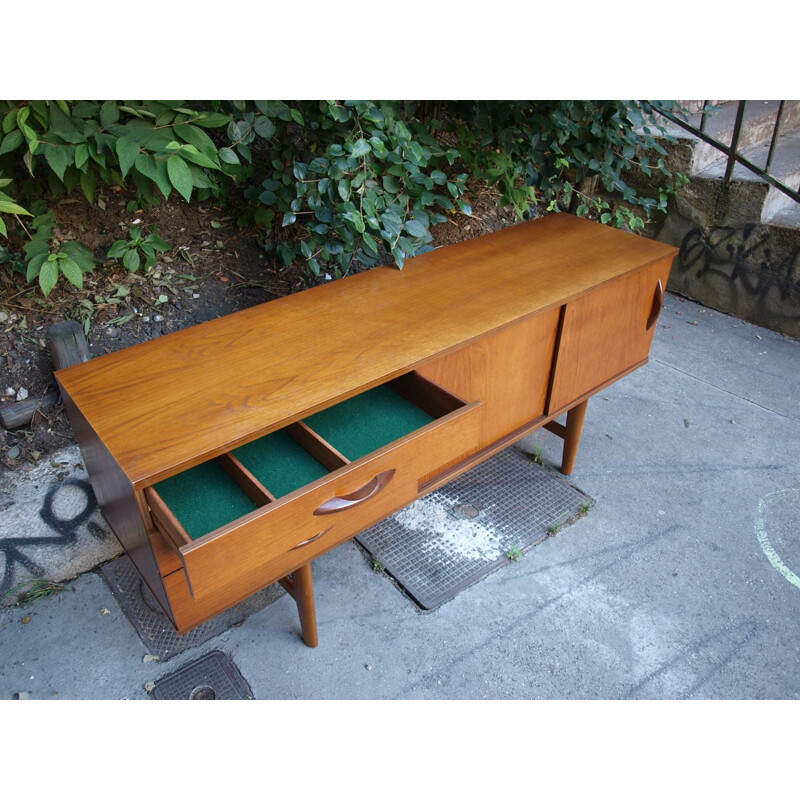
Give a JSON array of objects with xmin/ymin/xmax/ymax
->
[{"xmin": 145, "ymin": 372, "xmax": 481, "ymax": 631}]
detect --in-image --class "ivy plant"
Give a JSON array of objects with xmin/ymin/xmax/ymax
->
[
  {"xmin": 450, "ymin": 100, "xmax": 688, "ymax": 230},
  {"xmin": 232, "ymin": 100, "xmax": 471, "ymax": 276}
]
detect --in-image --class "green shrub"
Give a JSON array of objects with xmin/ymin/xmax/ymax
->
[
  {"xmin": 0, "ymin": 100, "xmax": 689, "ymax": 296},
  {"xmin": 451, "ymin": 100, "xmax": 687, "ymax": 229},
  {"xmin": 234, "ymin": 101, "xmax": 470, "ymax": 275}
]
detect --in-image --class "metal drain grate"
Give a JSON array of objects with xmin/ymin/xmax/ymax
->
[
  {"xmin": 151, "ymin": 650, "xmax": 253, "ymax": 700},
  {"xmin": 357, "ymin": 447, "xmax": 592, "ymax": 610},
  {"xmin": 100, "ymin": 555, "xmax": 284, "ymax": 660}
]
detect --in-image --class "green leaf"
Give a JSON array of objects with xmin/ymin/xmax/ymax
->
[
  {"xmin": 59, "ymin": 255, "xmax": 83, "ymax": 289},
  {"xmin": 135, "ymin": 153, "xmax": 172, "ymax": 200},
  {"xmin": 60, "ymin": 240, "xmax": 94, "ymax": 271},
  {"xmin": 253, "ymin": 116, "xmax": 276, "ymax": 140},
  {"xmin": 380, "ymin": 210, "xmax": 403, "ymax": 239},
  {"xmin": 146, "ymin": 232, "xmax": 170, "ymax": 252},
  {"xmin": 191, "ymin": 112, "xmax": 231, "ymax": 128},
  {"xmin": 383, "ymin": 175, "xmax": 402, "ymax": 193},
  {"xmin": 404, "ymin": 219, "xmax": 427, "ymax": 238},
  {"xmin": 107, "ymin": 240, "xmax": 129, "ymax": 259},
  {"xmin": 75, "ymin": 143, "xmax": 90, "ymax": 170},
  {"xmin": 39, "ymin": 259, "xmax": 59, "ymax": 296},
  {"xmin": 167, "ymin": 154, "xmax": 193, "ymax": 201},
  {"xmin": 290, "ymin": 108, "xmax": 304, "ymax": 125},
  {"xmin": 115, "ymin": 137, "xmax": 140, "ymax": 179},
  {"xmin": 175, "ymin": 123, "xmax": 218, "ymax": 157},
  {"xmin": 218, "ymin": 147, "xmax": 240, "ymax": 165},
  {"xmin": 187, "ymin": 163, "xmax": 214, "ymax": 188},
  {"xmin": 44, "ymin": 146, "xmax": 70, "ymax": 181},
  {"xmin": 369, "ymin": 136, "xmax": 388, "ymax": 158},
  {"xmin": 282, "ymin": 212, "xmax": 296, "ymax": 227},
  {"xmin": 0, "ymin": 218, "xmax": 6, "ymax": 237},
  {"xmin": 338, "ymin": 179, "xmax": 351, "ymax": 201},
  {"xmin": 362, "ymin": 231, "xmax": 379, "ymax": 256},
  {"xmin": 343, "ymin": 210, "xmax": 365, "ymax": 233},
  {"xmin": 350, "ymin": 138, "xmax": 371, "ymax": 158},
  {"xmin": 100, "ymin": 101, "xmax": 119, "ymax": 128},
  {"xmin": 177, "ymin": 147, "xmax": 220, "ymax": 170},
  {"xmin": 2, "ymin": 110, "xmax": 17, "ymax": 134},
  {"xmin": 0, "ymin": 129, "xmax": 24, "ymax": 155},
  {"xmin": 80, "ymin": 170, "xmax": 96, "ymax": 204},
  {"xmin": 0, "ymin": 200, "xmax": 31, "ymax": 215},
  {"xmin": 26, "ymin": 252, "xmax": 47, "ymax": 281},
  {"xmin": 122, "ymin": 247, "xmax": 141, "ymax": 272}
]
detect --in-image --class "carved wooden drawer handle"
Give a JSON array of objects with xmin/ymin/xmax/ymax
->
[
  {"xmin": 313, "ymin": 469, "xmax": 396, "ymax": 515},
  {"xmin": 291, "ymin": 528, "xmax": 331, "ymax": 550},
  {"xmin": 646, "ymin": 278, "xmax": 664, "ymax": 331}
]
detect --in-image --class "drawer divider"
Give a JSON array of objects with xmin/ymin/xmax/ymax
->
[
  {"xmin": 216, "ymin": 452, "xmax": 276, "ymax": 505},
  {"xmin": 284, "ymin": 421, "xmax": 350, "ymax": 471}
]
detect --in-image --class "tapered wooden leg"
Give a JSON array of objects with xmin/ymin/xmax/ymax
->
[
  {"xmin": 291, "ymin": 562, "xmax": 318, "ymax": 648},
  {"xmin": 560, "ymin": 398, "xmax": 589, "ymax": 476}
]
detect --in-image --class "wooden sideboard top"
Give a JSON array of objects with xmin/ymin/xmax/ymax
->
[{"xmin": 56, "ymin": 213, "xmax": 677, "ymax": 488}]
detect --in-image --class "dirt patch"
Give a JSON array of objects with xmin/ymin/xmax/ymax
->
[{"xmin": 0, "ymin": 183, "xmax": 524, "ymax": 477}]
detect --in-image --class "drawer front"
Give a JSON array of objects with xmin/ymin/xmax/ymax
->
[
  {"xmin": 548, "ymin": 256, "xmax": 674, "ymax": 413},
  {"xmin": 162, "ymin": 399, "xmax": 481, "ymax": 629}
]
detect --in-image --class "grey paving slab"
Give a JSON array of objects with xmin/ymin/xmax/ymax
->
[{"xmin": 0, "ymin": 445, "xmax": 120, "ymax": 604}]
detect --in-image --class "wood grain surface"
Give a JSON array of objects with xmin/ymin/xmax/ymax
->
[
  {"xmin": 56, "ymin": 214, "xmax": 677, "ymax": 489},
  {"xmin": 547, "ymin": 256, "xmax": 674, "ymax": 412}
]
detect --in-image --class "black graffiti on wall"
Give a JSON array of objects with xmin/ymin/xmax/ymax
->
[
  {"xmin": 0, "ymin": 477, "xmax": 107, "ymax": 596},
  {"xmin": 677, "ymin": 225, "xmax": 800, "ymax": 320}
]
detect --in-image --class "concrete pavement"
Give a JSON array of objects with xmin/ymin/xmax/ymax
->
[{"xmin": 1, "ymin": 292, "xmax": 798, "ymax": 699}]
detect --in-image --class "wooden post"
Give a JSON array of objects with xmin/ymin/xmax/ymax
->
[
  {"xmin": 46, "ymin": 320, "xmax": 90, "ymax": 372},
  {"xmin": 0, "ymin": 394, "xmax": 56, "ymax": 430}
]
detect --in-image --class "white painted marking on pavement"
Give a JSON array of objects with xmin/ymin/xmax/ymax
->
[{"xmin": 755, "ymin": 489, "xmax": 800, "ymax": 589}]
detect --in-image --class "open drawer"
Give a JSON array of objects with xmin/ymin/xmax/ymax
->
[{"xmin": 144, "ymin": 371, "xmax": 481, "ymax": 629}]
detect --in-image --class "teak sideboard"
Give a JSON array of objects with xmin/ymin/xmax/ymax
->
[{"xmin": 56, "ymin": 213, "xmax": 678, "ymax": 646}]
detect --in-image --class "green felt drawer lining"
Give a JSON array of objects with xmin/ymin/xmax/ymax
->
[
  {"xmin": 303, "ymin": 384, "xmax": 435, "ymax": 462},
  {"xmin": 233, "ymin": 429, "xmax": 330, "ymax": 499},
  {"xmin": 153, "ymin": 460, "xmax": 259, "ymax": 541}
]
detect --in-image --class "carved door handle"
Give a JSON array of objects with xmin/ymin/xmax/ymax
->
[
  {"xmin": 646, "ymin": 278, "xmax": 664, "ymax": 331},
  {"xmin": 313, "ymin": 469, "xmax": 396, "ymax": 515}
]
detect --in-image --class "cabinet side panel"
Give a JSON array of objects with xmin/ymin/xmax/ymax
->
[
  {"xmin": 58, "ymin": 386, "xmax": 174, "ymax": 622},
  {"xmin": 548, "ymin": 256, "xmax": 674, "ymax": 413},
  {"xmin": 416, "ymin": 308, "xmax": 560, "ymax": 461}
]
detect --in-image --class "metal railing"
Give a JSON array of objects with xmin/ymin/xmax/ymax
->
[{"xmin": 657, "ymin": 100, "xmax": 800, "ymax": 206}]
